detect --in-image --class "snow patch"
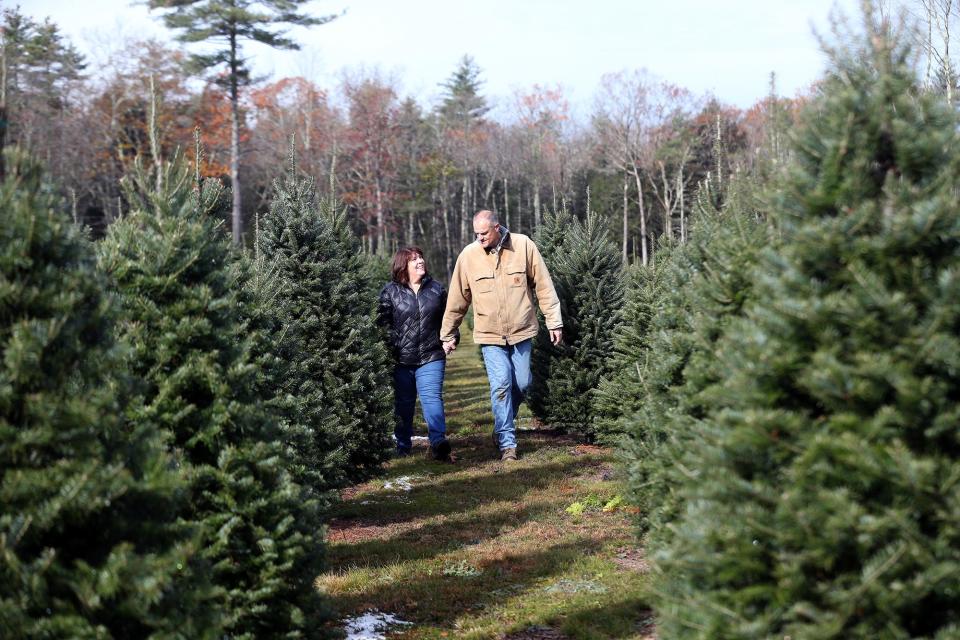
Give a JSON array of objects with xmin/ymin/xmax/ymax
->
[
  {"xmin": 343, "ymin": 610, "xmax": 412, "ymax": 640},
  {"xmin": 383, "ymin": 476, "xmax": 415, "ymax": 491},
  {"xmin": 392, "ymin": 435, "xmax": 429, "ymax": 443}
]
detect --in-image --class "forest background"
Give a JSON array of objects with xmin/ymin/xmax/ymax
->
[{"xmin": 4, "ymin": 0, "xmax": 925, "ymax": 277}]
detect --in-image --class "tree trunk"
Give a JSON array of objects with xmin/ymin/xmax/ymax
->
[
  {"xmin": 441, "ymin": 176, "xmax": 453, "ymax": 277},
  {"xmin": 533, "ymin": 177, "xmax": 541, "ymax": 231},
  {"xmin": 504, "ymin": 177, "xmax": 510, "ymax": 229},
  {"xmin": 0, "ymin": 40, "xmax": 6, "ymax": 181},
  {"xmin": 679, "ymin": 168, "xmax": 686, "ymax": 244},
  {"xmin": 633, "ymin": 171, "xmax": 648, "ymax": 266},
  {"xmin": 375, "ymin": 178, "xmax": 385, "ymax": 253},
  {"xmin": 229, "ymin": 31, "xmax": 243, "ymax": 245},
  {"xmin": 926, "ymin": 5, "xmax": 934, "ymax": 90},
  {"xmin": 656, "ymin": 161, "xmax": 675, "ymax": 241},
  {"xmin": 407, "ymin": 194, "xmax": 415, "ymax": 246},
  {"xmin": 622, "ymin": 173, "xmax": 629, "ymax": 265},
  {"xmin": 461, "ymin": 173, "xmax": 469, "ymax": 245}
]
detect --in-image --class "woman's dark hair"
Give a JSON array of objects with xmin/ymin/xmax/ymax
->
[{"xmin": 391, "ymin": 246, "xmax": 427, "ymax": 284}]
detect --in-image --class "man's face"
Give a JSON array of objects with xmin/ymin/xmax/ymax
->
[{"xmin": 473, "ymin": 220, "xmax": 501, "ymax": 249}]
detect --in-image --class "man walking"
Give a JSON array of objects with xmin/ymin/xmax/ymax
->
[{"xmin": 441, "ymin": 210, "xmax": 563, "ymax": 461}]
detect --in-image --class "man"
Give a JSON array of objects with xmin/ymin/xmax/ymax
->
[{"xmin": 441, "ymin": 210, "xmax": 563, "ymax": 461}]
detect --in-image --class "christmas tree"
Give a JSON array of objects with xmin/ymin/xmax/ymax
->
[
  {"xmin": 99, "ymin": 148, "xmax": 331, "ymax": 638},
  {"xmin": 623, "ymin": 180, "xmax": 771, "ymax": 537},
  {"xmin": 0, "ymin": 152, "xmax": 201, "ymax": 637},
  {"xmin": 529, "ymin": 209, "xmax": 624, "ymax": 440},
  {"xmin": 654, "ymin": 12, "xmax": 960, "ymax": 638},
  {"xmin": 256, "ymin": 162, "xmax": 393, "ymax": 492},
  {"xmin": 594, "ymin": 248, "xmax": 677, "ymax": 445}
]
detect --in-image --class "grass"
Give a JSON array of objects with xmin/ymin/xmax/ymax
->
[{"xmin": 318, "ymin": 332, "xmax": 654, "ymax": 639}]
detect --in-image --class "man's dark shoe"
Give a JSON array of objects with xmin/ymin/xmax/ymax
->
[
  {"xmin": 500, "ymin": 447, "xmax": 517, "ymax": 462},
  {"xmin": 429, "ymin": 439, "xmax": 454, "ymax": 463}
]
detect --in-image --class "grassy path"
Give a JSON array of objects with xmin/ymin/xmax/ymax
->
[{"xmin": 319, "ymin": 332, "xmax": 654, "ymax": 639}]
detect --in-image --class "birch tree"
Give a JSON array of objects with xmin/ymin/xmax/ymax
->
[{"xmin": 593, "ymin": 71, "xmax": 696, "ymax": 264}]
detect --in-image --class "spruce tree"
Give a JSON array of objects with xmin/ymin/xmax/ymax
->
[
  {"xmin": 98, "ymin": 149, "xmax": 331, "ymax": 638},
  {"xmin": 623, "ymin": 181, "xmax": 771, "ymax": 535},
  {"xmin": 0, "ymin": 152, "xmax": 199, "ymax": 638},
  {"xmin": 593, "ymin": 255, "xmax": 672, "ymax": 443},
  {"xmin": 257, "ymin": 163, "xmax": 393, "ymax": 492},
  {"xmin": 529, "ymin": 209, "xmax": 624, "ymax": 440},
  {"xmin": 655, "ymin": 14, "xmax": 960, "ymax": 638}
]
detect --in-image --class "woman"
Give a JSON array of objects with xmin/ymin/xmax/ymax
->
[{"xmin": 378, "ymin": 247, "xmax": 457, "ymax": 462}]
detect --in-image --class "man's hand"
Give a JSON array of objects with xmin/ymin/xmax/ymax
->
[
  {"xmin": 443, "ymin": 340, "xmax": 457, "ymax": 354},
  {"xmin": 549, "ymin": 328, "xmax": 563, "ymax": 346}
]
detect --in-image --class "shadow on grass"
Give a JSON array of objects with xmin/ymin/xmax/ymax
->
[
  {"xmin": 326, "ymin": 497, "xmax": 558, "ymax": 568},
  {"xmin": 332, "ymin": 430, "xmax": 605, "ymax": 526},
  {"xmin": 332, "ymin": 457, "xmax": 578, "ymax": 523},
  {"xmin": 548, "ymin": 597, "xmax": 655, "ymax": 639},
  {"xmin": 328, "ymin": 539, "xmax": 607, "ymax": 626}
]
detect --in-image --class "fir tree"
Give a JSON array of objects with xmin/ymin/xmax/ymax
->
[
  {"xmin": 593, "ymin": 256, "xmax": 671, "ymax": 444},
  {"xmin": 257, "ymin": 162, "xmax": 393, "ymax": 492},
  {"xmin": 0, "ymin": 152, "xmax": 199, "ymax": 638},
  {"xmin": 98, "ymin": 149, "xmax": 331, "ymax": 638},
  {"xmin": 529, "ymin": 209, "xmax": 624, "ymax": 440},
  {"xmin": 655, "ymin": 13, "xmax": 960, "ymax": 638},
  {"xmin": 624, "ymin": 180, "xmax": 771, "ymax": 535},
  {"xmin": 532, "ymin": 203, "xmax": 574, "ymax": 264},
  {"xmin": 437, "ymin": 55, "xmax": 489, "ymax": 124}
]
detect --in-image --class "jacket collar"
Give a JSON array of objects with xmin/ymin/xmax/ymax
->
[
  {"xmin": 405, "ymin": 274, "xmax": 431, "ymax": 291},
  {"xmin": 486, "ymin": 225, "xmax": 510, "ymax": 254}
]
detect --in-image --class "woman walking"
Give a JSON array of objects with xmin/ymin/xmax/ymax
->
[{"xmin": 377, "ymin": 247, "xmax": 457, "ymax": 462}]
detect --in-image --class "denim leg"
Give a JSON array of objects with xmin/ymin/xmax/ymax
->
[
  {"xmin": 481, "ymin": 344, "xmax": 517, "ymax": 450},
  {"xmin": 415, "ymin": 359, "xmax": 447, "ymax": 446},
  {"xmin": 510, "ymin": 339, "xmax": 532, "ymax": 420},
  {"xmin": 393, "ymin": 365, "xmax": 416, "ymax": 452}
]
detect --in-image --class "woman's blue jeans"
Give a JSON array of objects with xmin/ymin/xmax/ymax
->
[
  {"xmin": 480, "ymin": 339, "xmax": 532, "ymax": 451},
  {"xmin": 393, "ymin": 359, "xmax": 447, "ymax": 453}
]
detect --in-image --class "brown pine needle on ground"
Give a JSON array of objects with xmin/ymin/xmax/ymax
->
[{"xmin": 318, "ymin": 332, "xmax": 655, "ymax": 639}]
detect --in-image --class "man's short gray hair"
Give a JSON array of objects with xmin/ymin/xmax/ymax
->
[{"xmin": 474, "ymin": 209, "xmax": 499, "ymax": 226}]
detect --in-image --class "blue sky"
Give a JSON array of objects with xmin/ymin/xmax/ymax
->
[{"xmin": 24, "ymin": 0, "xmax": 863, "ymax": 111}]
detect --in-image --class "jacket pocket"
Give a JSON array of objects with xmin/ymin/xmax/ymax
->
[
  {"xmin": 506, "ymin": 266, "xmax": 527, "ymax": 288},
  {"xmin": 504, "ymin": 266, "xmax": 535, "ymax": 335},
  {"xmin": 471, "ymin": 272, "xmax": 497, "ymax": 332},
  {"xmin": 472, "ymin": 272, "xmax": 495, "ymax": 294}
]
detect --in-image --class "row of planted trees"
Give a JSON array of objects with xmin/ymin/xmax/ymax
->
[
  {"xmin": 528, "ymin": 10, "xmax": 960, "ymax": 638},
  {"xmin": 1, "ymin": 137, "xmax": 394, "ymax": 636}
]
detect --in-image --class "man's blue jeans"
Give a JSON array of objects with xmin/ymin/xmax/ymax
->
[
  {"xmin": 393, "ymin": 359, "xmax": 447, "ymax": 453},
  {"xmin": 480, "ymin": 339, "xmax": 532, "ymax": 451}
]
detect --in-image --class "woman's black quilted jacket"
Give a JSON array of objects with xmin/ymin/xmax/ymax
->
[{"xmin": 377, "ymin": 277, "xmax": 456, "ymax": 366}]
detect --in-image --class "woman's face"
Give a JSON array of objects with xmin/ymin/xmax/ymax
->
[{"xmin": 407, "ymin": 253, "xmax": 426, "ymax": 283}]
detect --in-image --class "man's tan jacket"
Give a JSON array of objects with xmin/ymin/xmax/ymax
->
[{"xmin": 441, "ymin": 231, "xmax": 562, "ymax": 345}]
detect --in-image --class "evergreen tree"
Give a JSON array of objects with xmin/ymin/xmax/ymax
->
[
  {"xmin": 0, "ymin": 152, "xmax": 199, "ymax": 638},
  {"xmin": 529, "ymin": 209, "xmax": 624, "ymax": 440},
  {"xmin": 532, "ymin": 203, "xmax": 574, "ymax": 264},
  {"xmin": 98, "ymin": 149, "xmax": 330, "ymax": 638},
  {"xmin": 257, "ymin": 163, "xmax": 393, "ymax": 492},
  {"xmin": 623, "ymin": 181, "xmax": 771, "ymax": 535},
  {"xmin": 592, "ymin": 256, "xmax": 671, "ymax": 444},
  {"xmin": 655, "ymin": 14, "xmax": 960, "ymax": 638},
  {"xmin": 437, "ymin": 55, "xmax": 489, "ymax": 124}
]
